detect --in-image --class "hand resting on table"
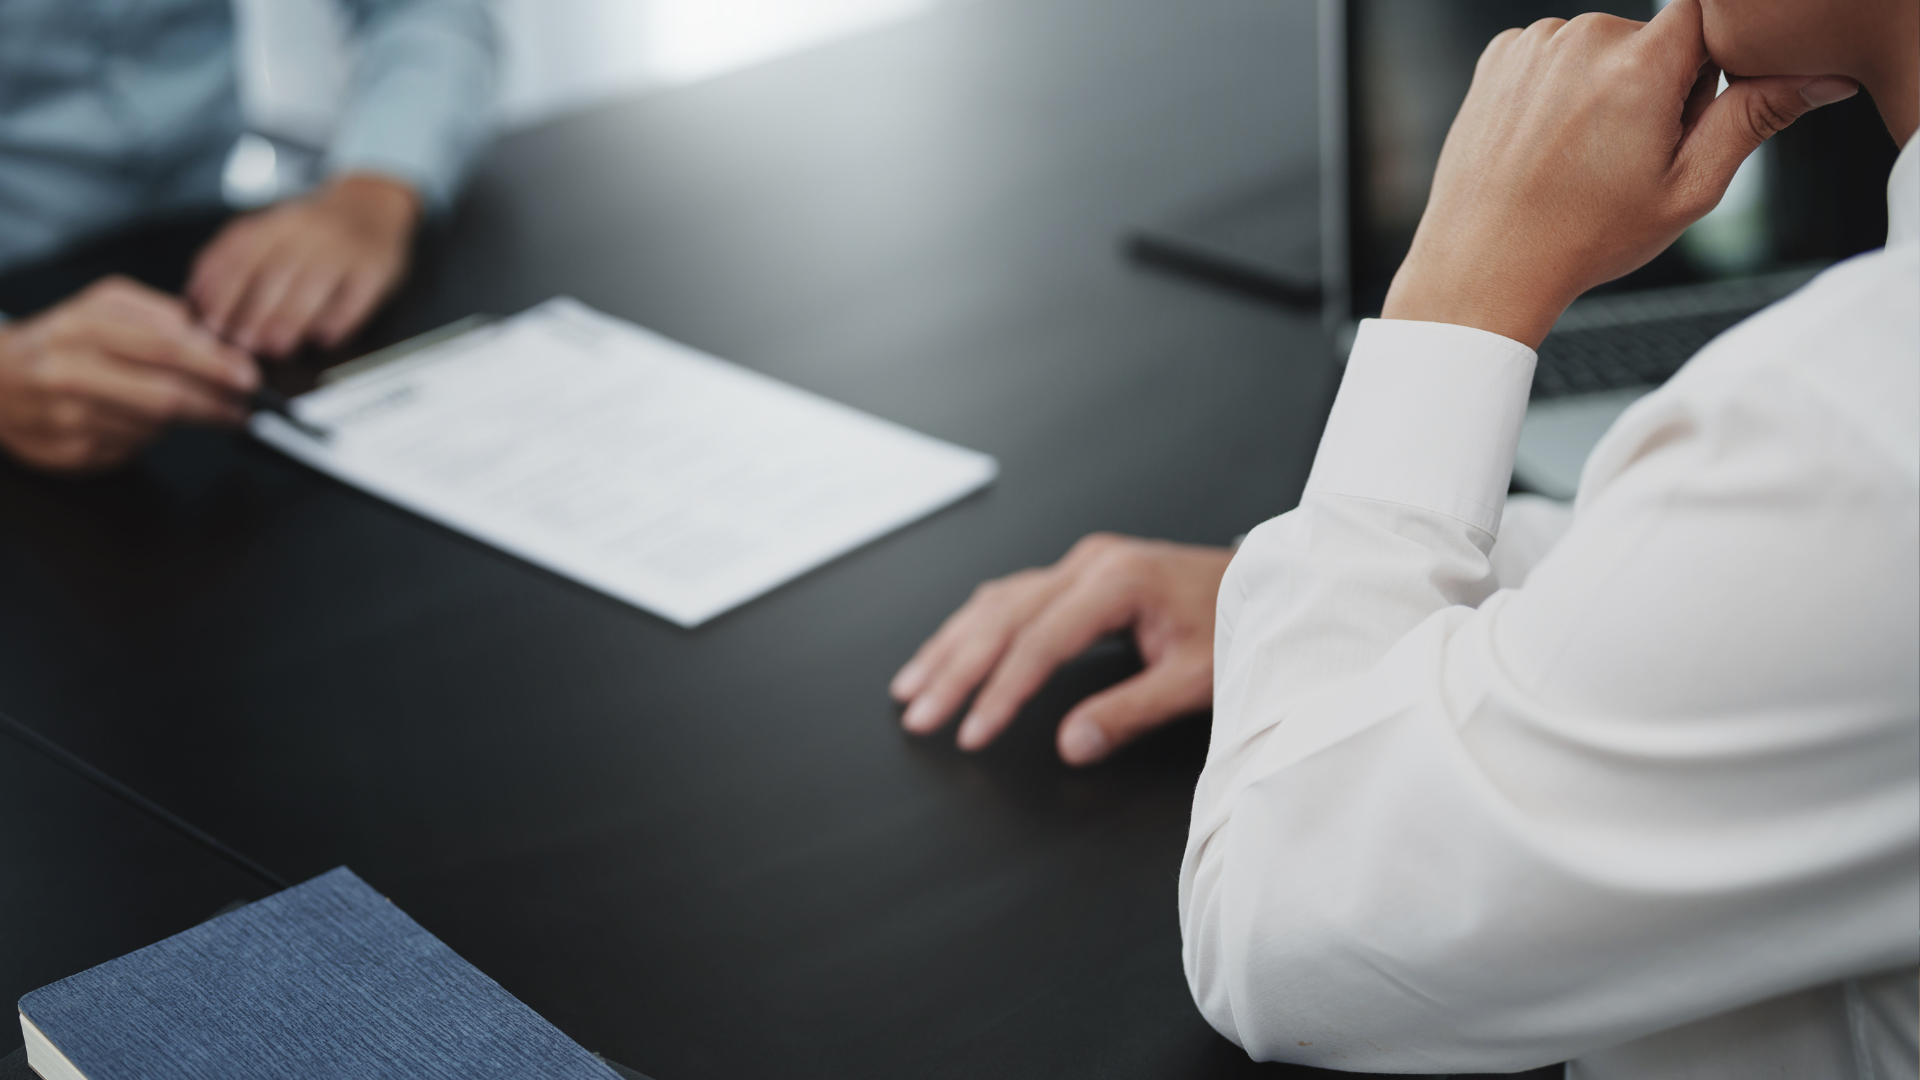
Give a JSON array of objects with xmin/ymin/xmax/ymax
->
[{"xmin": 892, "ymin": 534, "xmax": 1232, "ymax": 766}]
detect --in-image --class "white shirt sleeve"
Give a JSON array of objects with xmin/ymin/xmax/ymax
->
[
  {"xmin": 1180, "ymin": 309, "xmax": 1920, "ymax": 1074},
  {"xmin": 1489, "ymin": 493, "xmax": 1573, "ymax": 587}
]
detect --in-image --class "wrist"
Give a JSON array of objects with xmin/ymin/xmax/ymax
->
[
  {"xmin": 1381, "ymin": 245, "xmax": 1574, "ymax": 350},
  {"xmin": 320, "ymin": 173, "xmax": 423, "ymax": 237}
]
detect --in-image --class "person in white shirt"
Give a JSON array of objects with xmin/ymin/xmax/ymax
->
[{"xmin": 898, "ymin": 0, "xmax": 1917, "ymax": 1074}]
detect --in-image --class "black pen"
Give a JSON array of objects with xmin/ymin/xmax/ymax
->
[{"xmin": 248, "ymin": 387, "xmax": 331, "ymax": 442}]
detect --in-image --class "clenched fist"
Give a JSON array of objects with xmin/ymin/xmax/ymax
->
[{"xmin": 1382, "ymin": 0, "xmax": 1857, "ymax": 347}]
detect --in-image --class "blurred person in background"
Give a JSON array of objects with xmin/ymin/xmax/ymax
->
[{"xmin": 0, "ymin": 0, "xmax": 495, "ymax": 473}]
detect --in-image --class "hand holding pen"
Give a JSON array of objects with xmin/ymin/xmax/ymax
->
[{"xmin": 0, "ymin": 276, "xmax": 258, "ymax": 473}]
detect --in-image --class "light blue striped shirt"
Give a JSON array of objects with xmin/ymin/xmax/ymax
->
[{"xmin": 0, "ymin": 0, "xmax": 496, "ymax": 273}]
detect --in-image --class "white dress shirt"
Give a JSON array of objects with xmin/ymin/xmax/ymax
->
[{"xmin": 1182, "ymin": 135, "xmax": 1920, "ymax": 1079}]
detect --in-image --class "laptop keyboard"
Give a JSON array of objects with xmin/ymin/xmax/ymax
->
[
  {"xmin": 1531, "ymin": 311, "xmax": 1751, "ymax": 399},
  {"xmin": 1528, "ymin": 267, "xmax": 1823, "ymax": 400}
]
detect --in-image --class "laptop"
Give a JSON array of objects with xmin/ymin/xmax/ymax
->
[{"xmin": 1320, "ymin": 0, "xmax": 1898, "ymax": 497}]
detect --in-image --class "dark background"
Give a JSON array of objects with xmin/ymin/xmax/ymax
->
[{"xmin": 0, "ymin": 0, "xmax": 1566, "ymax": 1077}]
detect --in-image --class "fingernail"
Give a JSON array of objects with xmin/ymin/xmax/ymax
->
[
  {"xmin": 902, "ymin": 696, "xmax": 940, "ymax": 733},
  {"xmin": 955, "ymin": 712, "xmax": 988, "ymax": 750},
  {"xmin": 1058, "ymin": 721, "xmax": 1108, "ymax": 766},
  {"xmin": 1800, "ymin": 77, "xmax": 1858, "ymax": 109},
  {"xmin": 890, "ymin": 662, "xmax": 925, "ymax": 700}
]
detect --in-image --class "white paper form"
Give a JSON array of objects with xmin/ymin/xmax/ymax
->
[{"xmin": 251, "ymin": 298, "xmax": 997, "ymax": 627}]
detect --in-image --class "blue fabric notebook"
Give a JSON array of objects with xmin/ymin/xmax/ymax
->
[{"xmin": 17, "ymin": 867, "xmax": 619, "ymax": 1080}]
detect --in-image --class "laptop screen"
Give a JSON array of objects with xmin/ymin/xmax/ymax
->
[{"xmin": 1338, "ymin": 0, "xmax": 1900, "ymax": 324}]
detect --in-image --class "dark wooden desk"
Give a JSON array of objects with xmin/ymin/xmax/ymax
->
[
  {"xmin": 0, "ymin": 724, "xmax": 273, "ymax": 1058},
  {"xmin": 0, "ymin": 0, "xmax": 1381, "ymax": 1076}
]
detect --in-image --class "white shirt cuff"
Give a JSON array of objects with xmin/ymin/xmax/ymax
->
[{"xmin": 1305, "ymin": 318, "xmax": 1537, "ymax": 536}]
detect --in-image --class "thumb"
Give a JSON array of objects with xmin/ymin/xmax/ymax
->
[
  {"xmin": 1055, "ymin": 654, "xmax": 1208, "ymax": 766},
  {"xmin": 1675, "ymin": 74, "xmax": 1857, "ymax": 205}
]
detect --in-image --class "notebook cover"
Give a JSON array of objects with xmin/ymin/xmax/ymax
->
[{"xmin": 18, "ymin": 867, "xmax": 618, "ymax": 1080}]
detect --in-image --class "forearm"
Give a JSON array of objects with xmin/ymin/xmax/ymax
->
[
  {"xmin": 1183, "ymin": 318, "xmax": 1536, "ymax": 1061},
  {"xmin": 1206, "ymin": 318, "xmax": 1535, "ymax": 751}
]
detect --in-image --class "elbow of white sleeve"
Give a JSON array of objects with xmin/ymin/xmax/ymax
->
[
  {"xmin": 1180, "ymin": 818, "xmax": 1434, "ymax": 1072},
  {"xmin": 1179, "ymin": 829, "xmax": 1245, "ymax": 1054},
  {"xmin": 1178, "ymin": 772, "xmax": 1553, "ymax": 1074},
  {"xmin": 1181, "ymin": 801, "xmax": 1355, "ymax": 1069}
]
